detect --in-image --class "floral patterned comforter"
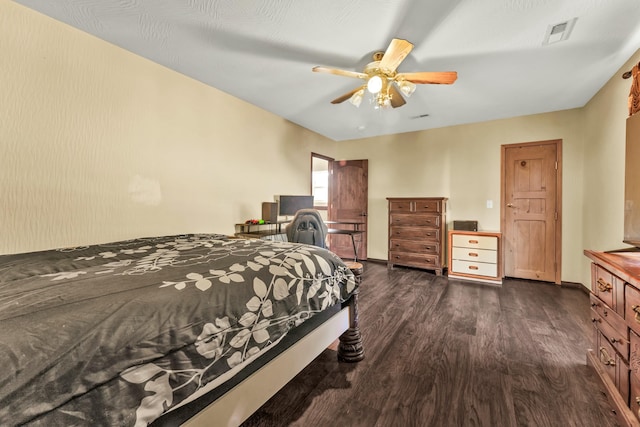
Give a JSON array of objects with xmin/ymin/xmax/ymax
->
[{"xmin": 0, "ymin": 234, "xmax": 356, "ymax": 426}]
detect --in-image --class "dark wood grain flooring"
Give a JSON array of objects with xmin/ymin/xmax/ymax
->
[{"xmin": 242, "ymin": 262, "xmax": 618, "ymax": 427}]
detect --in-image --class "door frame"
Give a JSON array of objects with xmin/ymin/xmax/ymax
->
[{"xmin": 500, "ymin": 139, "xmax": 563, "ymax": 284}]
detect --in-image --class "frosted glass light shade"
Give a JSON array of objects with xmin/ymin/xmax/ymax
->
[
  {"xmin": 367, "ymin": 75, "xmax": 383, "ymax": 94},
  {"xmin": 349, "ymin": 89, "xmax": 364, "ymax": 107}
]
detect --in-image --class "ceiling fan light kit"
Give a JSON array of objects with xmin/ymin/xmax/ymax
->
[{"xmin": 313, "ymin": 38, "xmax": 457, "ymax": 110}]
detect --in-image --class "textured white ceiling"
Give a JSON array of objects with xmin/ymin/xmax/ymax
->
[{"xmin": 15, "ymin": 0, "xmax": 640, "ymax": 141}]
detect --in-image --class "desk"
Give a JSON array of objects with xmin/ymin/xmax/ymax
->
[
  {"xmin": 326, "ymin": 220, "xmax": 365, "ymax": 262},
  {"xmin": 327, "ymin": 229, "xmax": 364, "ymax": 261},
  {"xmin": 234, "ymin": 220, "xmax": 290, "ymax": 240}
]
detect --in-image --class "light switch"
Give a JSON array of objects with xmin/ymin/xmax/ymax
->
[{"xmin": 486, "ymin": 200, "xmax": 493, "ymax": 209}]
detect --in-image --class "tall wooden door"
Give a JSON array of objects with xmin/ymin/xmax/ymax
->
[
  {"xmin": 328, "ymin": 159, "xmax": 368, "ymax": 260},
  {"xmin": 502, "ymin": 140, "xmax": 561, "ymax": 284}
]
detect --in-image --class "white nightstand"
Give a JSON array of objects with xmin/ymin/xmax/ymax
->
[{"xmin": 447, "ymin": 230, "xmax": 502, "ymax": 285}]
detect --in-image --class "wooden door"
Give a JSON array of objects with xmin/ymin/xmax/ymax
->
[
  {"xmin": 502, "ymin": 140, "xmax": 561, "ymax": 284},
  {"xmin": 328, "ymin": 159, "xmax": 368, "ymax": 260}
]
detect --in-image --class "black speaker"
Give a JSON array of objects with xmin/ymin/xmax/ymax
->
[
  {"xmin": 262, "ymin": 202, "xmax": 278, "ymax": 223},
  {"xmin": 453, "ymin": 220, "xmax": 478, "ymax": 231}
]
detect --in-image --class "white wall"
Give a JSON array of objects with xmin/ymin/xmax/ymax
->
[{"xmin": 0, "ymin": 2, "xmax": 337, "ymax": 254}]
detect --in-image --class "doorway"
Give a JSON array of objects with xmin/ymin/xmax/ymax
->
[
  {"xmin": 311, "ymin": 154, "xmax": 368, "ymax": 261},
  {"xmin": 501, "ymin": 140, "xmax": 562, "ymax": 284}
]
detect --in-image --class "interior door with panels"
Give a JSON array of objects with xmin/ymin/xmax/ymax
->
[
  {"xmin": 329, "ymin": 159, "xmax": 368, "ymax": 260},
  {"xmin": 502, "ymin": 140, "xmax": 561, "ymax": 284}
]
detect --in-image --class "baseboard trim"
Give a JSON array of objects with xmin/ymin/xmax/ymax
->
[{"xmin": 561, "ymin": 280, "xmax": 589, "ymax": 294}]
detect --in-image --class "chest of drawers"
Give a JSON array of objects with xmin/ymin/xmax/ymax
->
[
  {"xmin": 387, "ymin": 197, "xmax": 447, "ymax": 275},
  {"xmin": 448, "ymin": 230, "xmax": 502, "ymax": 284},
  {"xmin": 584, "ymin": 249, "xmax": 640, "ymax": 427}
]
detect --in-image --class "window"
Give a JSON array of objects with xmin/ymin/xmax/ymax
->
[{"xmin": 311, "ymin": 154, "xmax": 331, "ymax": 209}]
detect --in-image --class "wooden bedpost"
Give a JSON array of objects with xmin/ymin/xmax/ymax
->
[{"xmin": 338, "ymin": 261, "xmax": 364, "ymax": 362}]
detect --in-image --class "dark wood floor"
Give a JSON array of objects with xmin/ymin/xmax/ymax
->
[{"xmin": 242, "ymin": 262, "xmax": 618, "ymax": 427}]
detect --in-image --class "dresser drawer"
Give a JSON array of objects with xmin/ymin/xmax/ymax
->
[
  {"xmin": 596, "ymin": 329, "xmax": 630, "ymax": 404},
  {"xmin": 389, "ymin": 239, "xmax": 439, "ymax": 255},
  {"xmin": 389, "ymin": 251, "xmax": 439, "ymax": 269},
  {"xmin": 390, "ymin": 213, "xmax": 440, "ymax": 228},
  {"xmin": 389, "ymin": 200, "xmax": 413, "ymax": 212},
  {"xmin": 626, "ymin": 285, "xmax": 640, "ymax": 336},
  {"xmin": 591, "ymin": 293, "xmax": 626, "ymax": 331},
  {"xmin": 592, "ymin": 264, "xmax": 620, "ymax": 312},
  {"xmin": 451, "ymin": 247, "xmax": 497, "ymax": 263},
  {"xmin": 390, "ymin": 227, "xmax": 440, "ymax": 242},
  {"xmin": 413, "ymin": 200, "xmax": 441, "ymax": 213},
  {"xmin": 629, "ymin": 330, "xmax": 640, "ymax": 417},
  {"xmin": 591, "ymin": 308, "xmax": 629, "ymax": 361},
  {"xmin": 451, "ymin": 234, "xmax": 497, "ymax": 250},
  {"xmin": 451, "ymin": 259, "xmax": 497, "ymax": 277}
]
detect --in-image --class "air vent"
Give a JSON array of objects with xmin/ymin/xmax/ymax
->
[{"xmin": 543, "ymin": 17, "xmax": 577, "ymax": 45}]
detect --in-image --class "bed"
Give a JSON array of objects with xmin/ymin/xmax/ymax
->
[{"xmin": 0, "ymin": 233, "xmax": 363, "ymax": 426}]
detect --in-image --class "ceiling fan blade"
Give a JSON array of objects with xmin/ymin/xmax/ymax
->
[
  {"xmin": 396, "ymin": 71, "xmax": 458, "ymax": 84},
  {"xmin": 378, "ymin": 38, "xmax": 414, "ymax": 74},
  {"xmin": 313, "ymin": 66, "xmax": 367, "ymax": 80},
  {"xmin": 331, "ymin": 85, "xmax": 366, "ymax": 104},
  {"xmin": 388, "ymin": 84, "xmax": 406, "ymax": 108}
]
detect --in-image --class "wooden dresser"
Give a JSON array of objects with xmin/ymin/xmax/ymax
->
[
  {"xmin": 448, "ymin": 230, "xmax": 502, "ymax": 285},
  {"xmin": 387, "ymin": 197, "xmax": 447, "ymax": 275},
  {"xmin": 584, "ymin": 249, "xmax": 640, "ymax": 427}
]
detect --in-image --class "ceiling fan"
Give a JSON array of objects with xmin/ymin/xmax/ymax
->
[{"xmin": 312, "ymin": 38, "xmax": 457, "ymax": 109}]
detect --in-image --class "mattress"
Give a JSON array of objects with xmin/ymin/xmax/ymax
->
[{"xmin": 0, "ymin": 234, "xmax": 357, "ymax": 426}]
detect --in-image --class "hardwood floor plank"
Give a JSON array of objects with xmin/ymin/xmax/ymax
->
[{"xmin": 242, "ymin": 263, "xmax": 620, "ymax": 427}]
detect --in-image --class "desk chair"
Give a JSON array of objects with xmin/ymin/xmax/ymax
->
[{"xmin": 285, "ymin": 209, "xmax": 328, "ymax": 248}]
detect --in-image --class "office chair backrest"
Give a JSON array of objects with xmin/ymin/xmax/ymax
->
[{"xmin": 286, "ymin": 209, "xmax": 328, "ymax": 248}]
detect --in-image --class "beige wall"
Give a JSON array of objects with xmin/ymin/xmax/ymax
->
[
  {"xmin": 334, "ymin": 109, "xmax": 586, "ymax": 282},
  {"xmin": 334, "ymin": 48, "xmax": 640, "ymax": 285},
  {"xmin": 3, "ymin": 2, "xmax": 639, "ymax": 287},
  {"xmin": 580, "ymin": 50, "xmax": 640, "ymax": 284},
  {"xmin": 0, "ymin": 2, "xmax": 337, "ymax": 254}
]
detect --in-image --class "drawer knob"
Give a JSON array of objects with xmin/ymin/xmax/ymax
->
[
  {"xmin": 632, "ymin": 305, "xmax": 640, "ymax": 324},
  {"xmin": 590, "ymin": 302, "xmax": 598, "ymax": 308},
  {"xmin": 469, "ymin": 252, "xmax": 479, "ymax": 257},
  {"xmin": 597, "ymin": 278, "xmax": 612, "ymax": 293},
  {"xmin": 610, "ymin": 337, "xmax": 619, "ymax": 344},
  {"xmin": 591, "ymin": 317, "xmax": 600, "ymax": 323},
  {"xmin": 468, "ymin": 266, "xmax": 479, "ymax": 270},
  {"xmin": 469, "ymin": 240, "xmax": 479, "ymax": 244},
  {"xmin": 599, "ymin": 347, "xmax": 615, "ymax": 366}
]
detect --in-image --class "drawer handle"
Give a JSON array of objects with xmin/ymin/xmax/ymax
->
[
  {"xmin": 591, "ymin": 317, "xmax": 600, "ymax": 323},
  {"xmin": 597, "ymin": 278, "xmax": 612, "ymax": 293},
  {"xmin": 599, "ymin": 347, "xmax": 615, "ymax": 366},
  {"xmin": 610, "ymin": 337, "xmax": 619, "ymax": 344},
  {"xmin": 590, "ymin": 302, "xmax": 599, "ymax": 308},
  {"xmin": 468, "ymin": 240, "xmax": 479, "ymax": 244},
  {"xmin": 468, "ymin": 252, "xmax": 479, "ymax": 257},
  {"xmin": 468, "ymin": 266, "xmax": 479, "ymax": 270},
  {"xmin": 632, "ymin": 305, "xmax": 640, "ymax": 324}
]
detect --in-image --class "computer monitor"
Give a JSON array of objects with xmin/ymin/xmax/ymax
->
[{"xmin": 277, "ymin": 195, "xmax": 314, "ymax": 216}]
